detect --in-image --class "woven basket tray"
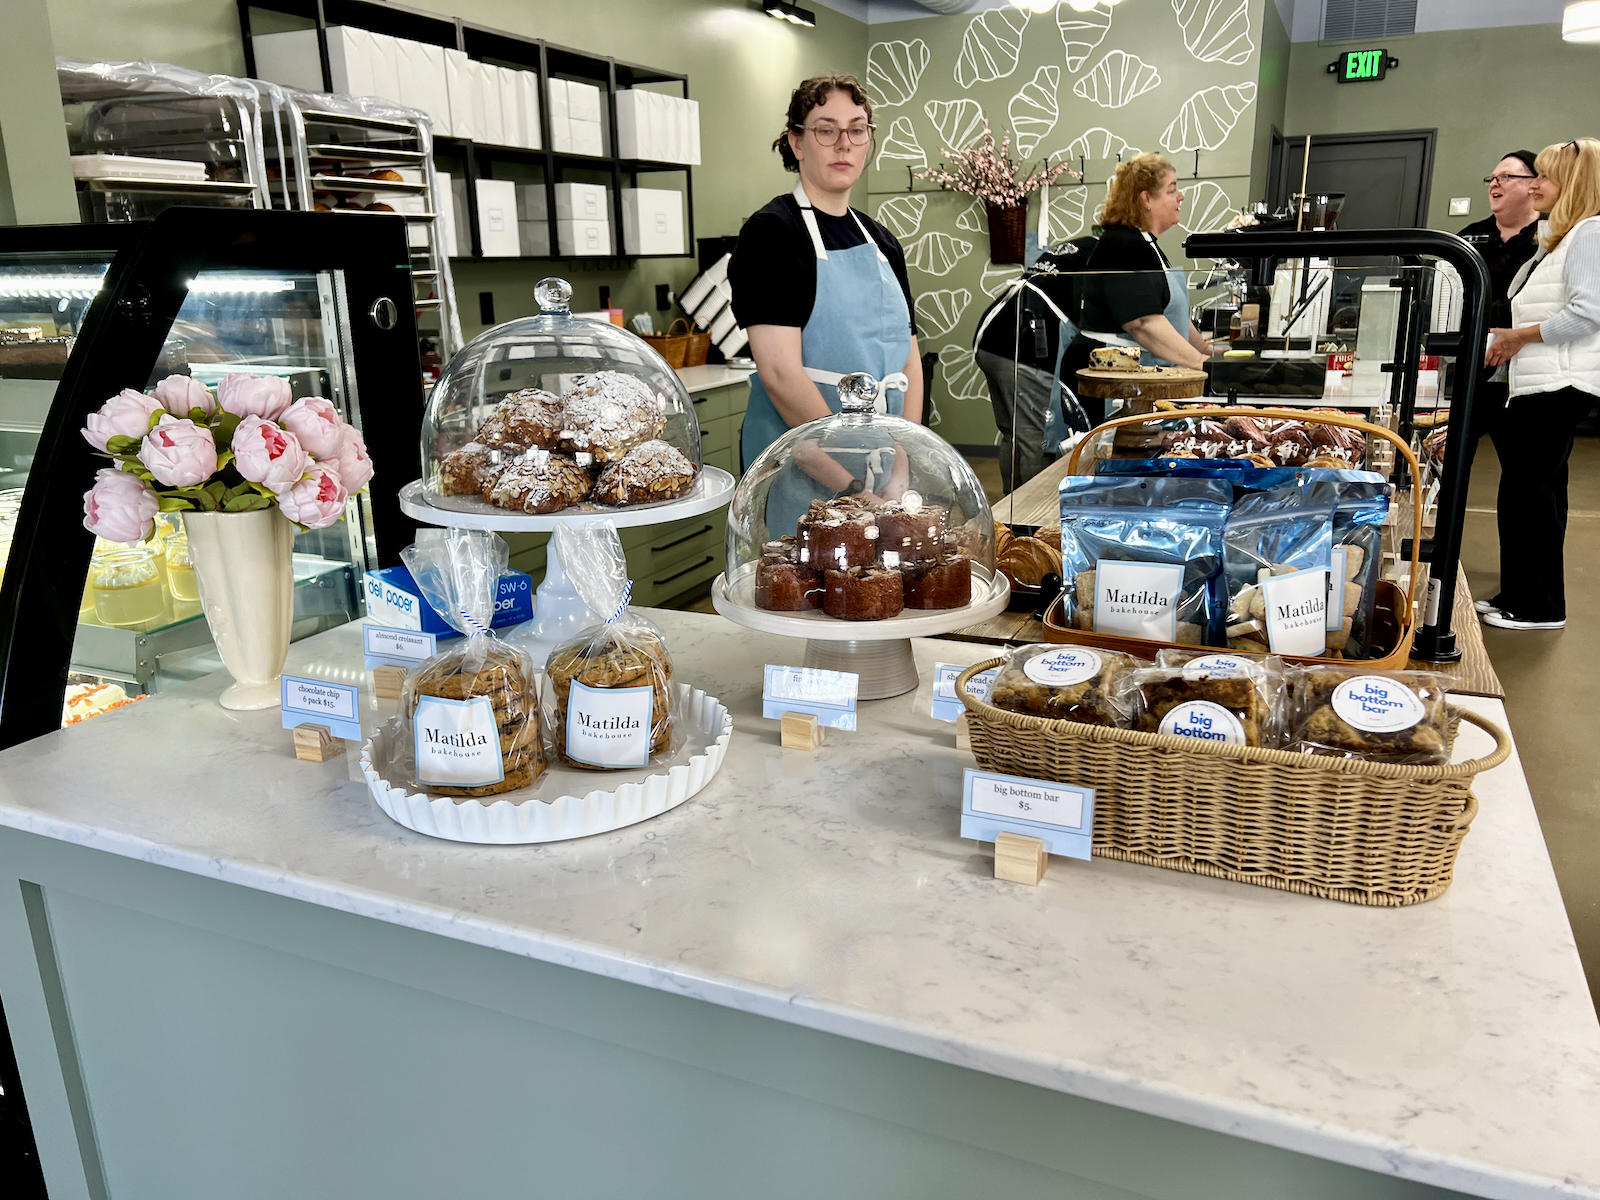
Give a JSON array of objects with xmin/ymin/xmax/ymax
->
[{"xmin": 956, "ymin": 658, "xmax": 1512, "ymax": 906}]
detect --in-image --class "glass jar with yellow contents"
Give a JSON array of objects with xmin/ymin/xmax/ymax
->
[
  {"xmin": 165, "ymin": 533, "xmax": 199, "ymax": 603},
  {"xmin": 90, "ymin": 547, "xmax": 166, "ymax": 627}
]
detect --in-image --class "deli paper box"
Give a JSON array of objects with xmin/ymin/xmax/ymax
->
[{"xmin": 364, "ymin": 565, "xmax": 533, "ymax": 636}]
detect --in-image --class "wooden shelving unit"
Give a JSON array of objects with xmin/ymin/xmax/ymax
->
[{"xmin": 237, "ymin": 0, "xmax": 696, "ymax": 262}]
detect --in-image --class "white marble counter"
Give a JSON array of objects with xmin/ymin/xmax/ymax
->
[
  {"xmin": 0, "ymin": 610, "xmax": 1596, "ymax": 1199},
  {"xmin": 676, "ymin": 363, "xmax": 753, "ymax": 394}
]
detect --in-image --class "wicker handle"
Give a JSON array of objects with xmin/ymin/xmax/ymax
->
[
  {"xmin": 1066, "ymin": 406, "xmax": 1425, "ymax": 628},
  {"xmin": 667, "ymin": 317, "xmax": 690, "ymax": 336}
]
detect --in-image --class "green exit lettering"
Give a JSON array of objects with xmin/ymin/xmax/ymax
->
[{"xmin": 1344, "ymin": 50, "xmax": 1384, "ymax": 80}]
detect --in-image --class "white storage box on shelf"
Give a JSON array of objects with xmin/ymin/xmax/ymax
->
[
  {"xmin": 475, "ymin": 178, "xmax": 519, "ymax": 257},
  {"xmin": 554, "ymin": 182, "xmax": 608, "ymax": 221},
  {"xmin": 472, "ymin": 61, "xmax": 504, "ymax": 146},
  {"xmin": 444, "ymin": 48, "xmax": 477, "ymax": 140},
  {"xmin": 614, "ymin": 89, "xmax": 699, "ymax": 163},
  {"xmin": 558, "ymin": 218, "xmax": 611, "ymax": 256},
  {"xmin": 567, "ymin": 80, "xmax": 602, "ymax": 123},
  {"xmin": 395, "ymin": 39, "xmax": 451, "ymax": 136},
  {"xmin": 621, "ymin": 188, "xmax": 684, "ymax": 255},
  {"xmin": 569, "ymin": 119, "xmax": 603, "ymax": 157},
  {"xmin": 614, "ymin": 89, "xmax": 646, "ymax": 159},
  {"xmin": 547, "ymin": 78, "xmax": 570, "ymax": 150},
  {"xmin": 516, "ymin": 71, "xmax": 542, "ymax": 150}
]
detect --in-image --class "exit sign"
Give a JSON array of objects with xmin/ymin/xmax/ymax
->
[{"xmin": 1335, "ymin": 48, "xmax": 1391, "ymax": 82}]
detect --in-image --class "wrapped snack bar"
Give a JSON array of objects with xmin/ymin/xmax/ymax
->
[
  {"xmin": 1123, "ymin": 651, "xmax": 1286, "ymax": 747},
  {"xmin": 988, "ymin": 643, "xmax": 1143, "ymax": 727},
  {"xmin": 400, "ymin": 529, "xmax": 545, "ymax": 797},
  {"xmin": 544, "ymin": 523, "xmax": 676, "ymax": 769},
  {"xmin": 1286, "ymin": 666, "xmax": 1452, "ymax": 765}
]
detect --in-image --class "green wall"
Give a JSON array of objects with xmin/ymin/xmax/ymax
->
[
  {"xmin": 41, "ymin": 0, "xmax": 867, "ymax": 338},
  {"xmin": 1249, "ymin": 0, "xmax": 1289, "ymax": 206},
  {"xmin": 863, "ymin": 1, "xmax": 1268, "ymax": 445},
  {"xmin": 1283, "ymin": 22, "xmax": 1599, "ymax": 232}
]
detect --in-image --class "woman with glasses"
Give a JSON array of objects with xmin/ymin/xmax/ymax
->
[
  {"xmin": 1479, "ymin": 138, "xmax": 1600, "ymax": 630},
  {"xmin": 1453, "ymin": 151, "xmax": 1542, "ymax": 480},
  {"xmin": 730, "ymin": 75, "xmax": 921, "ymax": 499}
]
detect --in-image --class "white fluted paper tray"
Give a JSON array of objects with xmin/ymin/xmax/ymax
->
[{"xmin": 361, "ymin": 683, "xmax": 731, "ymax": 844}]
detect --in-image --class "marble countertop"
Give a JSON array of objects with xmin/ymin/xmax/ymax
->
[
  {"xmin": 676, "ymin": 363, "xmax": 753, "ymax": 394},
  {"xmin": 0, "ymin": 610, "xmax": 1596, "ymax": 1199}
]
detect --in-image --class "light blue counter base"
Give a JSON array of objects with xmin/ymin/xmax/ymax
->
[{"xmin": 0, "ymin": 828, "xmax": 1475, "ymax": 1200}]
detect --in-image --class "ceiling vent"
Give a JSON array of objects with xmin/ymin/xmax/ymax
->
[{"xmin": 1322, "ymin": 0, "xmax": 1417, "ymax": 41}]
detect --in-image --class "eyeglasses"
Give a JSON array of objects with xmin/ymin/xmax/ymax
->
[
  {"xmin": 800, "ymin": 122, "xmax": 874, "ymax": 147},
  {"xmin": 1484, "ymin": 173, "xmax": 1536, "ymax": 185}
]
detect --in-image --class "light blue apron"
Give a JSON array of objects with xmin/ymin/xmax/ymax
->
[
  {"xmin": 1080, "ymin": 233, "xmax": 1192, "ymax": 368},
  {"xmin": 743, "ymin": 183, "xmax": 912, "ymax": 533}
]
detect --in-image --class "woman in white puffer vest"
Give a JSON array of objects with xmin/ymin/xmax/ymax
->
[{"xmin": 1481, "ymin": 138, "xmax": 1600, "ymax": 630}]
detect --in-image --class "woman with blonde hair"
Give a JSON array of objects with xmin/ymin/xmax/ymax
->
[
  {"xmin": 1480, "ymin": 138, "xmax": 1600, "ymax": 630},
  {"xmin": 1076, "ymin": 152, "xmax": 1218, "ymax": 376}
]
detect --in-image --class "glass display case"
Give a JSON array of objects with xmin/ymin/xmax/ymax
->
[{"xmin": 0, "ymin": 207, "xmax": 425, "ymax": 748}]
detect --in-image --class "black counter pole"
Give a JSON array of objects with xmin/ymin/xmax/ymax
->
[{"xmin": 1186, "ymin": 227, "xmax": 1490, "ymax": 662}]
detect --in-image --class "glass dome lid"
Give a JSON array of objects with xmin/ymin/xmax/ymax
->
[
  {"xmin": 725, "ymin": 372, "xmax": 997, "ymax": 621},
  {"xmin": 421, "ymin": 278, "xmax": 703, "ymax": 516}
]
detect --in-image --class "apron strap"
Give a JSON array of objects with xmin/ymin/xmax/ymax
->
[
  {"xmin": 972, "ymin": 276, "xmax": 1075, "ymax": 347},
  {"xmin": 792, "ymin": 180, "xmax": 888, "ymax": 264}
]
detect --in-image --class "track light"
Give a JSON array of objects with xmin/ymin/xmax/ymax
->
[
  {"xmin": 1564, "ymin": 1, "xmax": 1600, "ymax": 42},
  {"xmin": 763, "ymin": 0, "xmax": 816, "ymax": 26}
]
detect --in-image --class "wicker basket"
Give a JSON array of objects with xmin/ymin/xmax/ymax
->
[
  {"xmin": 956, "ymin": 658, "xmax": 1511, "ymax": 906},
  {"xmin": 641, "ymin": 318, "xmax": 692, "ymax": 368},
  {"xmin": 1048, "ymin": 406, "xmax": 1424, "ymax": 669},
  {"xmin": 685, "ymin": 325, "xmax": 712, "ymax": 367}
]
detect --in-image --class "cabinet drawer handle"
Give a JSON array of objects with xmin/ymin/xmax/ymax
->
[
  {"xmin": 654, "ymin": 555, "xmax": 714, "ymax": 586},
  {"xmin": 651, "ymin": 523, "xmax": 713, "ymax": 553},
  {"xmin": 693, "ymin": 396, "xmax": 708, "ymax": 406}
]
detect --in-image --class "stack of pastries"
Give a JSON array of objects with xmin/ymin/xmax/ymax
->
[{"xmin": 435, "ymin": 371, "xmax": 698, "ymax": 513}]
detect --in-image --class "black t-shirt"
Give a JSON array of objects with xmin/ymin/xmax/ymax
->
[
  {"xmin": 729, "ymin": 192, "xmax": 915, "ymax": 334},
  {"xmin": 1077, "ymin": 224, "xmax": 1171, "ymax": 333},
  {"xmin": 972, "ymin": 238, "xmax": 1097, "ymax": 368},
  {"xmin": 1458, "ymin": 214, "xmax": 1540, "ymax": 327}
]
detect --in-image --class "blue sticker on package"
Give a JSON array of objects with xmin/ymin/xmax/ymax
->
[{"xmin": 364, "ymin": 564, "xmax": 532, "ymax": 637}]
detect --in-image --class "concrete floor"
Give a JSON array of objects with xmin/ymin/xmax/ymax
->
[{"xmin": 1464, "ymin": 436, "xmax": 1600, "ymax": 1014}]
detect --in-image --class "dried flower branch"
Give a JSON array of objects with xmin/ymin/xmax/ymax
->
[{"xmin": 915, "ymin": 120, "xmax": 1082, "ymax": 208}]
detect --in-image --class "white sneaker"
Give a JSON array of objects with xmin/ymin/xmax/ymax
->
[
  {"xmin": 1473, "ymin": 598, "xmax": 1500, "ymax": 614},
  {"xmin": 1481, "ymin": 610, "xmax": 1565, "ymax": 630}
]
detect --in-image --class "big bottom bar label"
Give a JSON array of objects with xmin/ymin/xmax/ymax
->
[
  {"xmin": 1094, "ymin": 560, "xmax": 1184, "ymax": 641},
  {"xmin": 567, "ymin": 681, "xmax": 653, "ymax": 768},
  {"xmin": 1262, "ymin": 568, "xmax": 1329, "ymax": 656},
  {"xmin": 414, "ymin": 695, "xmax": 504, "ymax": 787}
]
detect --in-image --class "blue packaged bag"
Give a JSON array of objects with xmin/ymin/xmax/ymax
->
[
  {"xmin": 1304, "ymin": 476, "xmax": 1390, "ymax": 657},
  {"xmin": 1058, "ymin": 477, "xmax": 1232, "ymax": 646},
  {"xmin": 1223, "ymin": 488, "xmax": 1336, "ymax": 657}
]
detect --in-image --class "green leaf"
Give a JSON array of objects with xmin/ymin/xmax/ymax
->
[
  {"xmin": 215, "ymin": 450, "xmax": 235, "ymax": 472},
  {"xmin": 196, "ymin": 488, "xmax": 220, "ymax": 512},
  {"xmin": 204, "ymin": 480, "xmax": 227, "ymax": 502},
  {"xmin": 188, "ymin": 407, "xmax": 209, "ymax": 422},
  {"xmin": 147, "ymin": 408, "xmax": 165, "ymax": 432},
  {"xmin": 157, "ymin": 496, "xmax": 194, "ymax": 512},
  {"xmin": 213, "ymin": 412, "xmax": 241, "ymax": 444},
  {"xmin": 125, "ymin": 464, "xmax": 155, "ymax": 481},
  {"xmin": 251, "ymin": 483, "xmax": 277, "ymax": 498},
  {"xmin": 222, "ymin": 495, "xmax": 256, "ymax": 512},
  {"xmin": 104, "ymin": 435, "xmax": 142, "ymax": 455},
  {"xmin": 223, "ymin": 481, "xmax": 253, "ymax": 500}
]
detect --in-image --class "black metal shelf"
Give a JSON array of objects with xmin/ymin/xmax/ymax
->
[{"xmin": 238, "ymin": 0, "xmax": 696, "ymax": 263}]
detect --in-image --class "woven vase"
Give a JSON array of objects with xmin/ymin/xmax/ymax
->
[{"xmin": 987, "ymin": 202, "xmax": 1028, "ymax": 265}]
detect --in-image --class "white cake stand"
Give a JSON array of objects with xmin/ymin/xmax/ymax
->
[
  {"xmin": 711, "ymin": 563, "xmax": 1010, "ymax": 700},
  {"xmin": 399, "ymin": 468, "xmax": 736, "ymax": 662}
]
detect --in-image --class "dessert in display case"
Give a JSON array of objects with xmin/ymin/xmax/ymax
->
[
  {"xmin": 713, "ymin": 372, "xmax": 1009, "ymax": 698},
  {"xmin": 0, "ymin": 208, "xmax": 425, "ymax": 749},
  {"xmin": 398, "ymin": 277, "xmax": 736, "ymax": 659}
]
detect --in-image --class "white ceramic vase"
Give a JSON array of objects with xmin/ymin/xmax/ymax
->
[{"xmin": 183, "ymin": 508, "xmax": 296, "ymax": 710}]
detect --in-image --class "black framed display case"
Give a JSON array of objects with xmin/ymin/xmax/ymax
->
[{"xmin": 0, "ymin": 206, "xmax": 425, "ymax": 750}]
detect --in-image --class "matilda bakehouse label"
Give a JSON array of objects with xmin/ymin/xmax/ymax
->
[
  {"xmin": 1331, "ymin": 675, "xmax": 1427, "ymax": 733},
  {"xmin": 1023, "ymin": 647, "xmax": 1103, "ymax": 687},
  {"xmin": 1159, "ymin": 700, "xmax": 1247, "ymax": 745},
  {"xmin": 1181, "ymin": 653, "xmax": 1255, "ymax": 680},
  {"xmin": 1094, "ymin": 560, "xmax": 1184, "ymax": 641},
  {"xmin": 1261, "ymin": 568, "xmax": 1329, "ymax": 656},
  {"xmin": 413, "ymin": 695, "xmax": 504, "ymax": 788},
  {"xmin": 566, "ymin": 680, "xmax": 653, "ymax": 767}
]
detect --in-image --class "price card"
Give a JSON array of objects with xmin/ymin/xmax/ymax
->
[
  {"xmin": 280, "ymin": 674, "xmax": 363, "ymax": 741},
  {"xmin": 931, "ymin": 664, "xmax": 998, "ymax": 723},
  {"xmin": 960, "ymin": 767, "xmax": 1094, "ymax": 860},
  {"xmin": 364, "ymin": 625, "xmax": 437, "ymax": 669},
  {"xmin": 763, "ymin": 664, "xmax": 858, "ymax": 731}
]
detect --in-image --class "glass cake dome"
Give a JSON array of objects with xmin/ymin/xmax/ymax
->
[
  {"xmin": 724, "ymin": 372, "xmax": 997, "ymax": 623},
  {"xmin": 421, "ymin": 278, "xmax": 702, "ymax": 516}
]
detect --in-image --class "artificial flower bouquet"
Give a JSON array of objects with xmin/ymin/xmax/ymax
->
[
  {"xmin": 81, "ymin": 373, "xmax": 374, "ymax": 544},
  {"xmin": 915, "ymin": 119, "xmax": 1080, "ymax": 207}
]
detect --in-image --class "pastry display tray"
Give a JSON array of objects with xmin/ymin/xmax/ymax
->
[
  {"xmin": 362, "ymin": 684, "xmax": 731, "ymax": 844},
  {"xmin": 712, "ymin": 563, "xmax": 1010, "ymax": 641},
  {"xmin": 398, "ymin": 468, "xmax": 736, "ymax": 531}
]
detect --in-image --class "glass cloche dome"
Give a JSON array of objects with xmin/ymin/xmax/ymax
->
[
  {"xmin": 422, "ymin": 278, "xmax": 702, "ymax": 516},
  {"xmin": 724, "ymin": 372, "xmax": 998, "ymax": 622}
]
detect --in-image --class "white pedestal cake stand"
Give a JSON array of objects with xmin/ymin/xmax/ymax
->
[
  {"xmin": 711, "ymin": 564, "xmax": 1010, "ymax": 700},
  {"xmin": 399, "ymin": 468, "xmax": 736, "ymax": 664}
]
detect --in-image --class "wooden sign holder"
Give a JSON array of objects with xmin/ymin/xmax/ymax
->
[
  {"xmin": 293, "ymin": 723, "xmax": 345, "ymax": 763},
  {"xmin": 780, "ymin": 711, "xmax": 825, "ymax": 751},
  {"xmin": 372, "ymin": 665, "xmax": 407, "ymax": 701},
  {"xmin": 994, "ymin": 832, "xmax": 1047, "ymax": 886}
]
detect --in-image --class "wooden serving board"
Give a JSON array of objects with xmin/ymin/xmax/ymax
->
[{"xmin": 1075, "ymin": 366, "xmax": 1207, "ymax": 401}]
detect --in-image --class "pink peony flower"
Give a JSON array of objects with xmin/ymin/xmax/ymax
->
[
  {"xmin": 217, "ymin": 373, "xmax": 292, "ymax": 421},
  {"xmin": 277, "ymin": 462, "xmax": 348, "ymax": 530},
  {"xmin": 332, "ymin": 423, "xmax": 374, "ymax": 492},
  {"xmin": 280, "ymin": 396, "xmax": 346, "ymax": 460},
  {"xmin": 82, "ymin": 468, "xmax": 159, "ymax": 544},
  {"xmin": 152, "ymin": 374, "xmax": 215, "ymax": 418},
  {"xmin": 82, "ymin": 388, "xmax": 164, "ymax": 452},
  {"xmin": 138, "ymin": 417, "xmax": 218, "ymax": 488},
  {"xmin": 232, "ymin": 416, "xmax": 309, "ymax": 494}
]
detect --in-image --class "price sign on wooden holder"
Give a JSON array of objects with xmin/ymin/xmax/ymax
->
[
  {"xmin": 764, "ymin": 665, "xmax": 858, "ymax": 751},
  {"xmin": 282, "ymin": 674, "xmax": 362, "ymax": 763},
  {"xmin": 961, "ymin": 768, "xmax": 1095, "ymax": 886}
]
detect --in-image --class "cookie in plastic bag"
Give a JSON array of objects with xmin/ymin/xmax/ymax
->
[
  {"xmin": 1124, "ymin": 651, "xmax": 1286, "ymax": 747},
  {"xmin": 543, "ymin": 522, "xmax": 676, "ymax": 769},
  {"xmin": 1287, "ymin": 666, "xmax": 1452, "ymax": 765},
  {"xmin": 400, "ymin": 528, "xmax": 545, "ymax": 797},
  {"xmin": 988, "ymin": 644, "xmax": 1143, "ymax": 727}
]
